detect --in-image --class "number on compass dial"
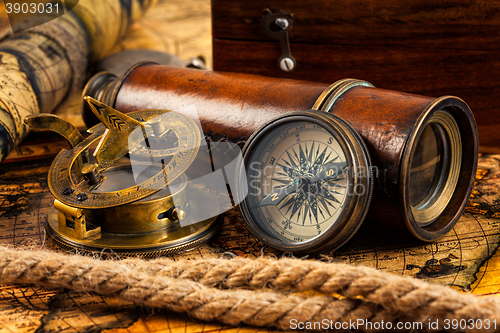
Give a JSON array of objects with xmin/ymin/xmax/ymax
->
[{"xmin": 245, "ymin": 121, "xmax": 349, "ymax": 243}]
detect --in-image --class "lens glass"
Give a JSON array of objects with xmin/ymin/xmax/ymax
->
[
  {"xmin": 408, "ymin": 110, "xmax": 461, "ymax": 227},
  {"xmin": 409, "ymin": 123, "xmax": 446, "ymax": 208}
]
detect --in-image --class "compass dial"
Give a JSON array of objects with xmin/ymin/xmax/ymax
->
[
  {"xmin": 238, "ymin": 111, "xmax": 373, "ymax": 254},
  {"xmin": 247, "ymin": 123, "xmax": 348, "ymax": 242}
]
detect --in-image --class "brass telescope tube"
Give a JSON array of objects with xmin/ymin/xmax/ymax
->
[{"xmin": 83, "ymin": 63, "xmax": 478, "ymax": 242}]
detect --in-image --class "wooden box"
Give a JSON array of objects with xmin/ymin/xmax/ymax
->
[{"xmin": 212, "ymin": 0, "xmax": 500, "ymax": 150}]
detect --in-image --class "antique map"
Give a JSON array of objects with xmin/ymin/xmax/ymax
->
[
  {"xmin": 1, "ymin": 146, "xmax": 500, "ymax": 332},
  {"xmin": 1, "ymin": 0, "xmax": 500, "ymax": 332}
]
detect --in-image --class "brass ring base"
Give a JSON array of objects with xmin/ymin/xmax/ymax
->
[{"xmin": 46, "ymin": 186, "xmax": 222, "ymax": 258}]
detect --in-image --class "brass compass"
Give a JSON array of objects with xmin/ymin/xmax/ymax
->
[
  {"xmin": 237, "ymin": 111, "xmax": 373, "ymax": 254},
  {"xmin": 25, "ymin": 97, "xmax": 222, "ymax": 257}
]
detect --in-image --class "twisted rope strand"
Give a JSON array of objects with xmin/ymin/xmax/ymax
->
[
  {"xmin": 1, "ymin": 247, "xmax": 500, "ymax": 332},
  {"xmin": 123, "ymin": 256, "xmax": 500, "ymax": 325},
  {"xmin": 0, "ymin": 247, "xmax": 388, "ymax": 331}
]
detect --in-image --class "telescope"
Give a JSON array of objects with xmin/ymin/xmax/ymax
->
[{"xmin": 78, "ymin": 62, "xmax": 477, "ymax": 254}]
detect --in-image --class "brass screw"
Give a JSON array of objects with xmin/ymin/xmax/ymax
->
[
  {"xmin": 171, "ymin": 208, "xmax": 186, "ymax": 221},
  {"xmin": 77, "ymin": 193, "xmax": 88, "ymax": 201},
  {"xmin": 148, "ymin": 117, "xmax": 167, "ymax": 136},
  {"xmin": 81, "ymin": 163, "xmax": 101, "ymax": 185}
]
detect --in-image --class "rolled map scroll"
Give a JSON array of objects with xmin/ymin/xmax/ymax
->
[{"xmin": 0, "ymin": 0, "xmax": 155, "ymax": 161}]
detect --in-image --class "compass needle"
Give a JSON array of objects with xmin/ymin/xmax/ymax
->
[
  {"xmin": 309, "ymin": 161, "xmax": 348, "ymax": 183},
  {"xmin": 255, "ymin": 184, "xmax": 298, "ymax": 208}
]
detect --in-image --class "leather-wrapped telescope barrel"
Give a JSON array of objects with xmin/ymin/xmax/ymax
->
[{"xmin": 82, "ymin": 63, "xmax": 478, "ymax": 245}]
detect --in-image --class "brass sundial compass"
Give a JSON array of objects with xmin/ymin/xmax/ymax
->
[{"xmin": 25, "ymin": 97, "xmax": 222, "ymax": 257}]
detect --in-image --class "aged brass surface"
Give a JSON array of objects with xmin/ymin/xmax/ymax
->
[
  {"xmin": 24, "ymin": 99, "xmax": 220, "ymax": 256},
  {"xmin": 46, "ymin": 185, "xmax": 221, "ymax": 256},
  {"xmin": 24, "ymin": 114, "xmax": 85, "ymax": 148},
  {"xmin": 46, "ymin": 98, "xmax": 201, "ymax": 209},
  {"xmin": 85, "ymin": 172, "xmax": 189, "ymax": 234}
]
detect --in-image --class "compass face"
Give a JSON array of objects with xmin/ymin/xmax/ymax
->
[
  {"xmin": 239, "ymin": 111, "xmax": 373, "ymax": 254},
  {"xmin": 244, "ymin": 120, "xmax": 350, "ymax": 244}
]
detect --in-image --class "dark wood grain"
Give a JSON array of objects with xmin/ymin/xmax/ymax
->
[
  {"xmin": 213, "ymin": 38, "xmax": 500, "ymax": 149},
  {"xmin": 211, "ymin": 0, "xmax": 500, "ymax": 51},
  {"xmin": 211, "ymin": 0, "xmax": 500, "ymax": 149}
]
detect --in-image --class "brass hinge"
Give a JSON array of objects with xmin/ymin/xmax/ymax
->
[{"xmin": 54, "ymin": 199, "xmax": 101, "ymax": 240}]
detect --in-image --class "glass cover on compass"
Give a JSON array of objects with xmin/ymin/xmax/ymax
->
[{"xmin": 238, "ymin": 111, "xmax": 373, "ymax": 254}]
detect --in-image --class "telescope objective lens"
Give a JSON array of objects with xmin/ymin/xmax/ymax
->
[{"xmin": 408, "ymin": 111, "xmax": 462, "ymax": 226}]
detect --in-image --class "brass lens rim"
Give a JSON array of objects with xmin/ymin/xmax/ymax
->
[
  {"xmin": 401, "ymin": 96, "xmax": 478, "ymax": 241},
  {"xmin": 409, "ymin": 111, "xmax": 462, "ymax": 226}
]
